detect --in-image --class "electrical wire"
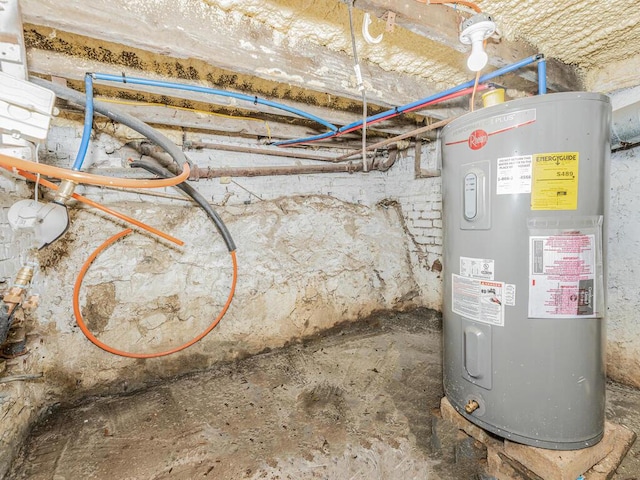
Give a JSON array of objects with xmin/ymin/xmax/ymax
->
[
  {"xmin": 88, "ymin": 186, "xmax": 191, "ymax": 203},
  {"xmin": 33, "ymin": 142, "xmax": 41, "ymax": 203},
  {"xmin": 347, "ymin": 0, "xmax": 368, "ymax": 172},
  {"xmin": 12, "ymin": 169, "xmax": 184, "ymax": 246},
  {"xmin": 470, "ymin": 70, "xmax": 481, "ymax": 111},
  {"xmin": 414, "ymin": 0, "xmax": 482, "ymax": 13},
  {"xmin": 73, "ymin": 229, "xmax": 237, "ymax": 358}
]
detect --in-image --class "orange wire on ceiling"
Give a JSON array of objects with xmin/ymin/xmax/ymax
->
[
  {"xmin": 73, "ymin": 229, "xmax": 238, "ymax": 359},
  {"xmin": 414, "ymin": 0, "xmax": 482, "ymax": 13}
]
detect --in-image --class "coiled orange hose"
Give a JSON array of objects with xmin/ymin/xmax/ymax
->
[
  {"xmin": 73, "ymin": 229, "xmax": 237, "ymax": 358},
  {"xmin": 0, "ymin": 153, "xmax": 190, "ymax": 188}
]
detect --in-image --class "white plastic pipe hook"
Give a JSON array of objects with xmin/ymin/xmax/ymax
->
[{"xmin": 362, "ymin": 12, "xmax": 383, "ymax": 44}]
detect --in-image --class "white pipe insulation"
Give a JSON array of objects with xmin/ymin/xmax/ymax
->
[
  {"xmin": 610, "ymin": 86, "xmax": 640, "ymax": 150},
  {"xmin": 611, "ymin": 102, "xmax": 640, "ymax": 149}
]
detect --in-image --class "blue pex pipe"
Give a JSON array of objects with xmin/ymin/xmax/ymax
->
[
  {"xmin": 538, "ymin": 57, "xmax": 547, "ymax": 95},
  {"xmin": 72, "ymin": 72, "xmax": 338, "ymax": 170},
  {"xmin": 72, "ymin": 74, "xmax": 95, "ymax": 171},
  {"xmin": 275, "ymin": 54, "xmax": 545, "ymax": 147},
  {"xmin": 92, "ymin": 73, "xmax": 338, "ymax": 133}
]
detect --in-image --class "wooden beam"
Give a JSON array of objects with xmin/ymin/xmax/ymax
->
[
  {"xmin": 56, "ymin": 99, "xmax": 413, "ymax": 153},
  {"xmin": 355, "ymin": 0, "xmax": 582, "ymax": 92},
  {"xmin": 28, "ymin": 48, "xmax": 464, "ymax": 134},
  {"xmin": 0, "ymin": 0, "xmax": 27, "ymax": 78},
  {"xmin": 20, "ymin": 0, "xmax": 462, "ymax": 117},
  {"xmin": 26, "ymin": 49, "xmax": 362, "ymax": 128}
]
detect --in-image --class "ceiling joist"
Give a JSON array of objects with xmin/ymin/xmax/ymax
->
[
  {"xmin": 21, "ymin": 0, "xmax": 453, "ymax": 114},
  {"xmin": 356, "ymin": 0, "xmax": 581, "ymax": 92}
]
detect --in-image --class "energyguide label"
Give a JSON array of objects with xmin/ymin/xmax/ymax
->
[{"xmin": 531, "ymin": 152, "xmax": 579, "ymax": 210}]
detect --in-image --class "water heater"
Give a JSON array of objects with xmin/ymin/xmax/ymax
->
[{"xmin": 441, "ymin": 92, "xmax": 611, "ymax": 450}]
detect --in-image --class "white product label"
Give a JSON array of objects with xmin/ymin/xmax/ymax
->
[
  {"xmin": 504, "ymin": 284, "xmax": 516, "ymax": 307},
  {"xmin": 496, "ymin": 155, "xmax": 532, "ymax": 195},
  {"xmin": 452, "ymin": 274, "xmax": 505, "ymax": 326},
  {"xmin": 528, "ymin": 234, "xmax": 597, "ymax": 318},
  {"xmin": 460, "ymin": 256, "xmax": 494, "ymax": 280}
]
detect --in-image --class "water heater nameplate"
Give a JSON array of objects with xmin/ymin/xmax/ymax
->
[{"xmin": 496, "ymin": 155, "xmax": 532, "ymax": 195}]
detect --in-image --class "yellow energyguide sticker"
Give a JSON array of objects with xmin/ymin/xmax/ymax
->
[{"xmin": 531, "ymin": 152, "xmax": 578, "ymax": 210}]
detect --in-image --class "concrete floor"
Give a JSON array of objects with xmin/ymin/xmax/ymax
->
[{"xmin": 7, "ymin": 310, "xmax": 640, "ymax": 479}]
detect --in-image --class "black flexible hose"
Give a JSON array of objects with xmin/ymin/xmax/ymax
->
[
  {"xmin": 30, "ymin": 76, "xmax": 234, "ymax": 251},
  {"xmin": 0, "ymin": 302, "xmax": 11, "ymax": 345},
  {"xmin": 29, "ymin": 76, "xmax": 192, "ymax": 172},
  {"xmin": 130, "ymin": 160, "xmax": 236, "ymax": 252}
]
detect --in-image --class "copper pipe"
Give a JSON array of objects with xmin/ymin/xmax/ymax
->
[
  {"xmin": 3, "ymin": 265, "xmax": 35, "ymax": 316},
  {"xmin": 184, "ymin": 141, "xmax": 345, "ymax": 163},
  {"xmin": 334, "ymin": 117, "xmax": 456, "ymax": 162},
  {"xmin": 193, "ymin": 163, "xmax": 364, "ymax": 178}
]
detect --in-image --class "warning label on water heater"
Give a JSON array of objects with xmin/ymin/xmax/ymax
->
[
  {"xmin": 528, "ymin": 234, "xmax": 596, "ymax": 318},
  {"xmin": 460, "ymin": 256, "xmax": 495, "ymax": 280},
  {"xmin": 452, "ymin": 274, "xmax": 505, "ymax": 326},
  {"xmin": 497, "ymin": 155, "xmax": 532, "ymax": 195},
  {"xmin": 531, "ymin": 152, "xmax": 579, "ymax": 210}
]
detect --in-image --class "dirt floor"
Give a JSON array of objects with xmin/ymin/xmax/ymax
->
[{"xmin": 6, "ymin": 309, "xmax": 640, "ymax": 479}]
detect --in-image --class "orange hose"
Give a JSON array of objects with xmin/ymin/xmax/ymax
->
[
  {"xmin": 415, "ymin": 0, "xmax": 482, "ymax": 12},
  {"xmin": 73, "ymin": 229, "xmax": 238, "ymax": 358},
  {"xmin": 0, "ymin": 153, "xmax": 190, "ymax": 188},
  {"xmin": 470, "ymin": 69, "xmax": 481, "ymax": 111},
  {"xmin": 14, "ymin": 169, "xmax": 184, "ymax": 246}
]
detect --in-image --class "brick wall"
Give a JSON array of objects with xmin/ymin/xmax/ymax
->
[{"xmin": 0, "ymin": 123, "xmax": 445, "ymax": 307}]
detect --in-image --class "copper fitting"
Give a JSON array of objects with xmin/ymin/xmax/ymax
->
[
  {"xmin": 2, "ymin": 265, "xmax": 36, "ymax": 314},
  {"xmin": 53, "ymin": 179, "xmax": 77, "ymax": 205},
  {"xmin": 23, "ymin": 295, "xmax": 40, "ymax": 311},
  {"xmin": 3, "ymin": 287, "xmax": 26, "ymax": 307},
  {"xmin": 465, "ymin": 399, "xmax": 480, "ymax": 414},
  {"xmin": 13, "ymin": 265, "xmax": 34, "ymax": 287}
]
